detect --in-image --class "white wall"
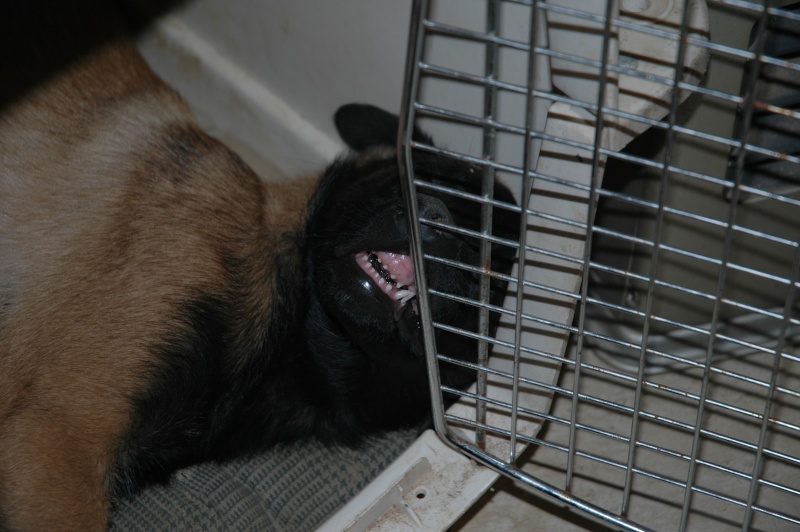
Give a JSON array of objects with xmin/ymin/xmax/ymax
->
[{"xmin": 137, "ymin": 0, "xmax": 413, "ymax": 178}]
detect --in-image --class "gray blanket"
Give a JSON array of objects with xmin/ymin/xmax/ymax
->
[{"xmin": 111, "ymin": 430, "xmax": 417, "ymax": 531}]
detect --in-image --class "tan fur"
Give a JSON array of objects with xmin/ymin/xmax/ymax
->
[{"xmin": 0, "ymin": 34, "xmax": 319, "ymax": 530}]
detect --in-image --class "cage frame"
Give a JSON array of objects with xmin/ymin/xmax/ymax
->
[{"xmin": 395, "ymin": 0, "xmax": 800, "ymax": 530}]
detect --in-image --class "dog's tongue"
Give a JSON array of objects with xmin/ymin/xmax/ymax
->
[{"xmin": 374, "ymin": 252, "xmax": 415, "ymax": 287}]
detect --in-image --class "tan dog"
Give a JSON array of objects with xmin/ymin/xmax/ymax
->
[
  {"xmin": 0, "ymin": 3, "xmax": 519, "ymax": 530},
  {"xmin": 0, "ymin": 18, "xmax": 314, "ymax": 532}
]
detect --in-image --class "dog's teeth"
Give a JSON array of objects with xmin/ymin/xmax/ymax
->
[
  {"xmin": 395, "ymin": 289, "xmax": 416, "ymax": 304},
  {"xmin": 400, "ymin": 293, "xmax": 415, "ymax": 305},
  {"xmin": 357, "ymin": 251, "xmax": 417, "ymax": 305}
]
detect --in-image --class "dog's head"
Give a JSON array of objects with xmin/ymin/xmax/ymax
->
[{"xmin": 304, "ymin": 104, "xmax": 519, "ymax": 430}]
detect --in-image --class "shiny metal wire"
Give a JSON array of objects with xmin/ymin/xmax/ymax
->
[{"xmin": 399, "ymin": 0, "xmax": 800, "ymax": 530}]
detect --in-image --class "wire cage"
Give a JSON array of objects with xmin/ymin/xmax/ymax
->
[{"xmin": 397, "ymin": 0, "xmax": 800, "ymax": 530}]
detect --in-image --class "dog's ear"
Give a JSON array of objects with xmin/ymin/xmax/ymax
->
[{"xmin": 334, "ymin": 103, "xmax": 433, "ymax": 152}]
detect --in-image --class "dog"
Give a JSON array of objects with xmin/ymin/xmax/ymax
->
[{"xmin": 0, "ymin": 3, "xmax": 519, "ymax": 530}]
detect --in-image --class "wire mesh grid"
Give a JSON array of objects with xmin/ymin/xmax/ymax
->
[{"xmin": 397, "ymin": 0, "xmax": 800, "ymax": 530}]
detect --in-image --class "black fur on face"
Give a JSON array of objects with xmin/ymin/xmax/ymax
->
[{"xmin": 303, "ymin": 104, "xmax": 520, "ymax": 431}]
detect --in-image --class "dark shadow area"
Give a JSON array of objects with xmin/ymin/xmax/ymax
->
[{"xmin": 0, "ymin": 0, "xmax": 188, "ymax": 113}]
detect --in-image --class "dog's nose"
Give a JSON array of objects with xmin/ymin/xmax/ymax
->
[{"xmin": 417, "ymin": 195, "xmax": 452, "ymax": 242}]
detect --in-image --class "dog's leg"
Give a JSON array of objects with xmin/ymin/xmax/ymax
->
[{"xmin": 0, "ymin": 407, "xmax": 115, "ymax": 531}]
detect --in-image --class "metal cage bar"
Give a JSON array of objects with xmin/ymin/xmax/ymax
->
[{"xmin": 399, "ymin": 0, "xmax": 800, "ymax": 529}]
